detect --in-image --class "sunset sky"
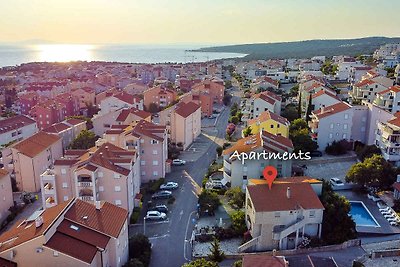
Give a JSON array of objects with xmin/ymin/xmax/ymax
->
[{"xmin": 1, "ymin": 0, "xmax": 399, "ymax": 45}]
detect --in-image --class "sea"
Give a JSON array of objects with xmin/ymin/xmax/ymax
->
[{"xmin": 0, "ymin": 44, "xmax": 247, "ymax": 67}]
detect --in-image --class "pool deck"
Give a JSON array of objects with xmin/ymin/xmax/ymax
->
[{"xmin": 339, "ymin": 191, "xmax": 400, "ymax": 235}]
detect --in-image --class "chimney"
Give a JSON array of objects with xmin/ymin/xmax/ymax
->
[
  {"xmin": 286, "ymin": 187, "xmax": 291, "ymax": 199},
  {"xmin": 95, "ymin": 201, "xmax": 101, "ymax": 210}
]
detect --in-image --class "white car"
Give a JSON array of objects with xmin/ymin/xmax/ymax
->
[
  {"xmin": 330, "ymin": 178, "xmax": 344, "ymax": 186},
  {"xmin": 160, "ymin": 182, "xmax": 179, "ymax": 190},
  {"xmin": 172, "ymin": 159, "xmax": 186, "ymax": 166},
  {"xmin": 145, "ymin": 211, "xmax": 167, "ymax": 221}
]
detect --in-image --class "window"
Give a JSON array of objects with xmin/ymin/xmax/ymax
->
[
  {"xmin": 63, "ymin": 196, "xmax": 68, "ymax": 201},
  {"xmin": 61, "ymin": 169, "xmax": 66, "ymax": 175},
  {"xmin": 255, "ymin": 107, "xmax": 259, "ymax": 111},
  {"xmin": 53, "ymin": 251, "xmax": 59, "ymax": 257},
  {"xmin": 151, "ymin": 139, "xmax": 158, "ymax": 144},
  {"xmin": 153, "ymin": 171, "xmax": 158, "ymax": 176},
  {"xmin": 111, "ymin": 136, "xmax": 116, "ymax": 141},
  {"xmin": 62, "ymin": 183, "xmax": 68, "ymax": 188},
  {"xmin": 270, "ymin": 124, "xmax": 274, "ymax": 129},
  {"xmin": 98, "ymin": 172, "xmax": 103, "ymax": 178},
  {"xmin": 115, "ymin": 186, "xmax": 121, "ymax": 192},
  {"xmin": 141, "ymin": 161, "xmax": 146, "ymax": 166},
  {"xmin": 344, "ymin": 113, "xmax": 349, "ymax": 119},
  {"xmin": 342, "ymin": 133, "xmax": 347, "ymax": 139},
  {"xmin": 99, "ymin": 186, "xmax": 104, "ymax": 192},
  {"xmin": 141, "ymin": 150, "xmax": 145, "ymax": 154},
  {"xmin": 361, "ymin": 126, "xmax": 366, "ymax": 132},
  {"xmin": 277, "ymin": 124, "xmax": 280, "ymax": 128},
  {"xmin": 309, "ymin": 210, "xmax": 316, "ymax": 218},
  {"xmin": 140, "ymin": 139, "xmax": 144, "ymax": 144},
  {"xmin": 274, "ymin": 212, "xmax": 280, "ymax": 218},
  {"xmin": 329, "ymin": 133, "xmax": 333, "ymax": 139},
  {"xmin": 330, "ymin": 123, "xmax": 334, "ymax": 129},
  {"xmin": 114, "ymin": 173, "xmax": 120, "ymax": 179},
  {"xmin": 115, "ymin": 200, "xmax": 122, "ymax": 206},
  {"xmin": 152, "ymin": 150, "xmax": 158, "ymax": 155},
  {"xmin": 141, "ymin": 171, "xmax": 146, "ymax": 176},
  {"xmin": 343, "ymin": 124, "xmax": 348, "ymax": 130},
  {"xmin": 152, "ymin": 160, "xmax": 158, "ymax": 166}
]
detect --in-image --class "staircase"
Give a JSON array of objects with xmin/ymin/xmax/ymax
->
[
  {"xmin": 238, "ymin": 236, "xmax": 259, "ymax": 253},
  {"xmin": 273, "ymin": 216, "xmax": 307, "ymax": 241}
]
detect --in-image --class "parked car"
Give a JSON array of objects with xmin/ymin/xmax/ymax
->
[
  {"xmin": 330, "ymin": 178, "xmax": 344, "ymax": 186},
  {"xmin": 160, "ymin": 182, "xmax": 179, "ymax": 190},
  {"xmin": 145, "ymin": 211, "xmax": 167, "ymax": 221},
  {"xmin": 310, "ymin": 150, "xmax": 323, "ymax": 157},
  {"xmin": 151, "ymin": 190, "xmax": 173, "ymax": 199},
  {"xmin": 149, "ymin": 204, "xmax": 169, "ymax": 213},
  {"xmin": 172, "ymin": 159, "xmax": 186, "ymax": 166}
]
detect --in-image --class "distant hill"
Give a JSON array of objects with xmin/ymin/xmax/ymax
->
[{"xmin": 194, "ymin": 37, "xmax": 400, "ymax": 60}]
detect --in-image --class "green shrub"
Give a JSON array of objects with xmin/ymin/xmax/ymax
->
[
  {"xmin": 147, "ymin": 178, "xmax": 166, "ymax": 194},
  {"xmin": 225, "ymin": 187, "xmax": 245, "ymax": 209},
  {"xmin": 199, "ymin": 190, "xmax": 220, "ymax": 215},
  {"xmin": 230, "ymin": 210, "xmax": 247, "ymax": 236},
  {"xmin": 130, "ymin": 207, "xmax": 141, "ymax": 224},
  {"xmin": 128, "ymin": 234, "xmax": 152, "ymax": 267}
]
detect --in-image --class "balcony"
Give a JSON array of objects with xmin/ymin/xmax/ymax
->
[
  {"xmin": 45, "ymin": 197, "xmax": 57, "ymax": 208},
  {"xmin": 78, "ymin": 182, "xmax": 93, "ymax": 187},
  {"xmin": 77, "ymin": 175, "xmax": 92, "ymax": 183},
  {"xmin": 223, "ymin": 159, "xmax": 231, "ymax": 168},
  {"xmin": 79, "ymin": 188, "xmax": 94, "ymax": 201},
  {"xmin": 43, "ymin": 182, "xmax": 55, "ymax": 194},
  {"xmin": 79, "ymin": 196, "xmax": 94, "ymax": 201}
]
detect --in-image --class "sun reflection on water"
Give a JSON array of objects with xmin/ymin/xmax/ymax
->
[{"xmin": 34, "ymin": 44, "xmax": 95, "ymax": 62}]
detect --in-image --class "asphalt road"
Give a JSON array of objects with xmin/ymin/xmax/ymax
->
[{"xmin": 129, "ymin": 87, "xmax": 240, "ymax": 267}]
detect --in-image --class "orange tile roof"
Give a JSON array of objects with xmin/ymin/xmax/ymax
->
[
  {"xmin": 354, "ymin": 79, "xmax": 375, "ymax": 87},
  {"xmin": 242, "ymin": 255, "xmax": 287, "ymax": 267},
  {"xmin": 43, "ymin": 122, "xmax": 70, "ymax": 134},
  {"xmin": 247, "ymin": 183, "xmax": 324, "ymax": 212},
  {"xmin": 132, "ymin": 120, "xmax": 166, "ymax": 141},
  {"xmin": 387, "ymin": 117, "xmax": 400, "ymax": 128},
  {"xmin": 312, "ymin": 89, "xmax": 339, "ymax": 100},
  {"xmin": 247, "ymin": 110, "xmax": 289, "ymax": 126},
  {"xmin": 65, "ymin": 118, "xmax": 86, "ymax": 126},
  {"xmin": 262, "ymin": 131, "xmax": 294, "ymax": 150},
  {"xmin": 0, "ymin": 200, "xmax": 72, "ymax": 253},
  {"xmin": 64, "ymin": 199, "xmax": 127, "ymax": 238},
  {"xmin": 249, "ymin": 176, "xmax": 322, "ymax": 185},
  {"xmin": 312, "ymin": 102, "xmax": 351, "ymax": 119},
  {"xmin": 223, "ymin": 134, "xmax": 262, "ymax": 155},
  {"xmin": 175, "ymin": 101, "xmax": 200, "ymax": 118},
  {"xmin": 11, "ymin": 131, "xmax": 61, "ymax": 157}
]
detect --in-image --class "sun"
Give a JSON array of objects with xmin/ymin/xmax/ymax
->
[{"xmin": 34, "ymin": 44, "xmax": 95, "ymax": 62}]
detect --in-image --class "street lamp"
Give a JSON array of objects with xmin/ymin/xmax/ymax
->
[{"xmin": 143, "ymin": 217, "xmax": 147, "ymax": 235}]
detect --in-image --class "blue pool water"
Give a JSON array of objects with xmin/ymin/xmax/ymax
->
[{"xmin": 349, "ymin": 201, "xmax": 380, "ymax": 227}]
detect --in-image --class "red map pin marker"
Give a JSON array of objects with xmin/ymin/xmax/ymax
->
[{"xmin": 263, "ymin": 166, "xmax": 278, "ymax": 190}]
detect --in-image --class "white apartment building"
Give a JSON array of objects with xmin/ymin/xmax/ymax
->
[{"xmin": 0, "ymin": 115, "xmax": 37, "ymax": 147}]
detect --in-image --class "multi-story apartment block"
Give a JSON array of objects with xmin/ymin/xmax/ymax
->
[
  {"xmin": 243, "ymin": 180, "xmax": 324, "ymax": 251},
  {"xmin": 92, "ymin": 107, "xmax": 151, "ymax": 136},
  {"xmin": 374, "ymin": 85, "xmax": 400, "ymax": 114},
  {"xmin": 3, "ymin": 131, "xmax": 63, "ymax": 192},
  {"xmin": 103, "ymin": 120, "xmax": 168, "ymax": 183},
  {"xmin": 351, "ymin": 79, "xmax": 390, "ymax": 103},
  {"xmin": 40, "ymin": 142, "xmax": 140, "ymax": 215},
  {"xmin": 0, "ymin": 199, "xmax": 129, "ymax": 267},
  {"xmin": 246, "ymin": 110, "xmax": 289, "ymax": 137},
  {"xmin": 251, "ymin": 76, "xmax": 280, "ymax": 91},
  {"xmin": 70, "ymin": 87, "xmax": 96, "ymax": 109},
  {"xmin": 222, "ymin": 131, "xmax": 293, "ymax": 188},
  {"xmin": 192, "ymin": 80, "xmax": 225, "ymax": 104},
  {"xmin": 0, "ymin": 115, "xmax": 37, "ymax": 146},
  {"xmin": 308, "ymin": 90, "xmax": 341, "ymax": 112},
  {"xmin": 43, "ymin": 118, "xmax": 87, "ymax": 148},
  {"xmin": 376, "ymin": 116, "xmax": 400, "ymax": 166},
  {"xmin": 242, "ymin": 91, "xmax": 282, "ymax": 122},
  {"xmin": 143, "ymin": 86, "xmax": 178, "ymax": 111},
  {"xmin": 99, "ymin": 92, "xmax": 143, "ymax": 115},
  {"xmin": 0, "ymin": 169, "xmax": 13, "ymax": 225}
]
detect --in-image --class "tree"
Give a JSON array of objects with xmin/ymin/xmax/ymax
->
[
  {"xmin": 223, "ymin": 93, "xmax": 232, "ymax": 106},
  {"xmin": 233, "ymin": 260, "xmax": 242, "ymax": 267},
  {"xmin": 225, "ymin": 187, "xmax": 245, "ymax": 209},
  {"xmin": 289, "ymin": 120, "xmax": 318, "ymax": 153},
  {"xmin": 320, "ymin": 181, "xmax": 357, "ymax": 245},
  {"xmin": 224, "ymin": 80, "xmax": 232, "ymax": 89},
  {"xmin": 229, "ymin": 115, "xmax": 239, "ymax": 124},
  {"xmin": 289, "ymin": 84, "xmax": 299, "ymax": 97},
  {"xmin": 325, "ymin": 140, "xmax": 349, "ymax": 155},
  {"xmin": 128, "ymin": 234, "xmax": 152, "ymax": 267},
  {"xmin": 67, "ymin": 115, "xmax": 93, "ymax": 129},
  {"xmin": 123, "ymin": 258, "xmax": 145, "ymax": 267},
  {"xmin": 290, "ymin": 118, "xmax": 308, "ymax": 132},
  {"xmin": 69, "ymin": 130, "xmax": 98, "ymax": 149},
  {"xmin": 282, "ymin": 104, "xmax": 300, "ymax": 122},
  {"xmin": 208, "ymin": 238, "xmax": 225, "ymax": 262},
  {"xmin": 297, "ymin": 92, "xmax": 302, "ymax": 118},
  {"xmin": 355, "ymin": 144, "xmax": 381, "ymax": 161},
  {"xmin": 230, "ymin": 210, "xmax": 247, "ymax": 236},
  {"xmin": 216, "ymin": 146, "xmax": 223, "ymax": 157},
  {"xmin": 182, "ymin": 258, "xmax": 219, "ymax": 267},
  {"xmin": 242, "ymin": 126, "xmax": 252, "ymax": 137},
  {"xmin": 148, "ymin": 103, "xmax": 159, "ymax": 113},
  {"xmin": 305, "ymin": 95, "xmax": 312, "ymax": 122},
  {"xmin": 346, "ymin": 154, "xmax": 398, "ymax": 189},
  {"xmin": 198, "ymin": 190, "xmax": 220, "ymax": 215}
]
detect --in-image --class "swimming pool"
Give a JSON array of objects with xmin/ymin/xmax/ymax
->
[{"xmin": 349, "ymin": 201, "xmax": 380, "ymax": 227}]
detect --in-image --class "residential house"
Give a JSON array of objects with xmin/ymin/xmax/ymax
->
[
  {"xmin": 352, "ymin": 78, "xmax": 391, "ymax": 104},
  {"xmin": 70, "ymin": 87, "xmax": 96, "ymax": 109},
  {"xmin": 43, "ymin": 118, "xmax": 87, "ymax": 148},
  {"xmin": 242, "ymin": 91, "xmax": 282, "ymax": 122},
  {"xmin": 0, "ymin": 199, "xmax": 129, "ymax": 267},
  {"xmin": 0, "ymin": 115, "xmax": 37, "ymax": 147},
  {"xmin": 243, "ymin": 181, "xmax": 324, "ymax": 251},
  {"xmin": 376, "ymin": 116, "xmax": 400, "ymax": 166},
  {"xmin": 92, "ymin": 107, "xmax": 151, "ymax": 136},
  {"xmin": 308, "ymin": 90, "xmax": 341, "ymax": 112},
  {"xmin": 143, "ymin": 86, "xmax": 178, "ymax": 111},
  {"xmin": 3, "ymin": 131, "xmax": 63, "ymax": 192},
  {"xmin": 99, "ymin": 92, "xmax": 143, "ymax": 115},
  {"xmin": 40, "ymin": 142, "xmax": 140, "ymax": 215},
  {"xmin": 245, "ymin": 110, "xmax": 290, "ymax": 137},
  {"xmin": 0, "ymin": 169, "xmax": 13, "ymax": 225},
  {"xmin": 103, "ymin": 120, "xmax": 168, "ymax": 183},
  {"xmin": 222, "ymin": 131, "xmax": 293, "ymax": 188},
  {"xmin": 251, "ymin": 76, "xmax": 280, "ymax": 91}
]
